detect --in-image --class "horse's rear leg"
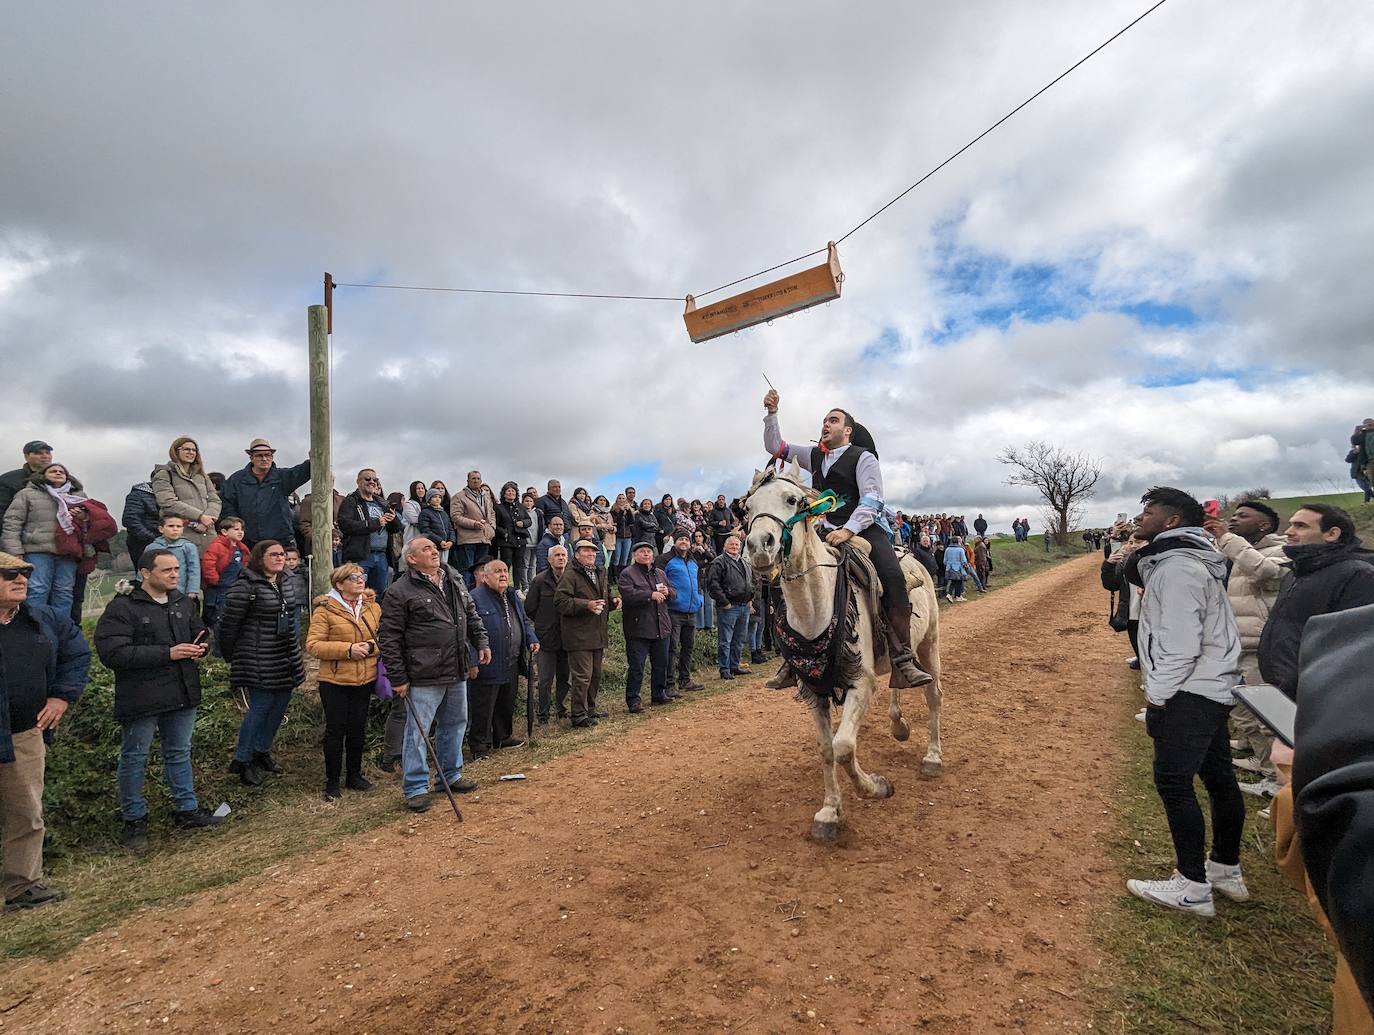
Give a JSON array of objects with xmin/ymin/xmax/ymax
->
[
  {"xmin": 833, "ymin": 679, "xmax": 894, "ymax": 800},
  {"xmin": 809, "ymin": 700, "xmax": 843, "ymax": 842},
  {"xmin": 917, "ymin": 630, "xmax": 943, "ymax": 777}
]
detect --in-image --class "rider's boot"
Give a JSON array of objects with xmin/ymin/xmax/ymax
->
[
  {"xmin": 765, "ymin": 662, "xmax": 797, "ymax": 689},
  {"xmin": 884, "ymin": 603, "xmax": 934, "ymax": 689}
]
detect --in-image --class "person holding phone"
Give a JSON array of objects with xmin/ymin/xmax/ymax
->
[{"xmin": 94, "ymin": 547, "xmax": 224, "ymax": 854}]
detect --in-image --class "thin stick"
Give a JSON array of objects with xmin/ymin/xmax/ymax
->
[
  {"xmin": 1046, "ymin": 987, "xmax": 1076, "ymax": 1000},
  {"xmin": 702, "ymin": 841, "xmax": 728, "ymax": 849},
  {"xmin": 762, "ymin": 372, "xmax": 777, "ymax": 391}
]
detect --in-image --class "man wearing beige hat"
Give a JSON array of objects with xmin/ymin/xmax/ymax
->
[
  {"xmin": 220, "ymin": 438, "xmax": 311, "ymax": 547},
  {"xmin": 0, "ymin": 552, "xmax": 89, "ymax": 911}
]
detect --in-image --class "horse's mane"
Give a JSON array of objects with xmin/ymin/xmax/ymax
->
[{"xmin": 746, "ymin": 460, "xmax": 819, "ymax": 504}]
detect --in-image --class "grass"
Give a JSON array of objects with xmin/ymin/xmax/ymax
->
[
  {"xmin": 3, "ymin": 545, "xmax": 1081, "ymax": 963},
  {"xmin": 1086, "ymin": 489, "xmax": 1374, "ymax": 1033}
]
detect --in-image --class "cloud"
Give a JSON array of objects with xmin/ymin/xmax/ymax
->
[{"xmin": 2, "ymin": 0, "xmax": 1372, "ymax": 530}]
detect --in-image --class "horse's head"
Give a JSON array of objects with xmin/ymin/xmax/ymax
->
[{"xmin": 741, "ymin": 459, "xmax": 815, "ymax": 573}]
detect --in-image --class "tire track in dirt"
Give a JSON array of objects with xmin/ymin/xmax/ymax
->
[{"xmin": 0, "ymin": 555, "xmax": 1131, "ymax": 1034}]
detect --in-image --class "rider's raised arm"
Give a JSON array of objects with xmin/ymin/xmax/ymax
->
[{"xmin": 762, "ymin": 412, "xmax": 813, "ymax": 472}]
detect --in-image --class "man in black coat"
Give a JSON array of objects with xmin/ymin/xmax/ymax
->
[
  {"xmin": 219, "ymin": 438, "xmax": 310, "ymax": 548},
  {"xmin": 533, "ymin": 479, "xmax": 575, "ymax": 541},
  {"xmin": 616, "ymin": 541, "xmax": 675, "ymax": 711},
  {"xmin": 0, "ymin": 550, "xmax": 89, "ymax": 911},
  {"xmin": 94, "ymin": 548, "xmax": 224, "ymax": 852},
  {"xmin": 707, "ymin": 495, "xmax": 734, "ymax": 554},
  {"xmin": 1258, "ymin": 503, "xmax": 1374, "ymax": 699},
  {"xmin": 380, "ymin": 537, "xmax": 490, "ymax": 812},
  {"xmin": 336, "ymin": 468, "xmax": 397, "ymax": 592},
  {"xmin": 524, "ymin": 544, "xmax": 570, "ymax": 722}
]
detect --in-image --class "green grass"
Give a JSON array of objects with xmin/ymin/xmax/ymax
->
[
  {"xmin": 1243, "ymin": 491, "xmax": 1373, "ymax": 540},
  {"xmin": 1090, "ymin": 720, "xmax": 1334, "ymax": 1033}
]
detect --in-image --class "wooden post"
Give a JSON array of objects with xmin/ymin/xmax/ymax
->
[{"xmin": 307, "ymin": 304, "xmax": 333, "ymax": 602}]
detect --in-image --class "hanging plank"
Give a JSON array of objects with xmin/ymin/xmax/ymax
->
[{"xmin": 684, "ymin": 242, "xmax": 843, "ymax": 343}]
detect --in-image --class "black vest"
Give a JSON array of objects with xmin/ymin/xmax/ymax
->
[{"xmin": 809, "ymin": 445, "xmax": 868, "ymax": 526}]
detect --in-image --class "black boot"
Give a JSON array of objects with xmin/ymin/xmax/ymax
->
[
  {"xmin": 253, "ymin": 751, "xmax": 284, "ymax": 775},
  {"xmin": 121, "ymin": 817, "xmax": 149, "ymax": 853},
  {"xmin": 229, "ymin": 758, "xmax": 263, "ymax": 787},
  {"xmin": 884, "ymin": 603, "xmax": 934, "ymax": 689}
]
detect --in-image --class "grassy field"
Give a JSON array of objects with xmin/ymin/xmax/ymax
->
[{"xmin": 1090, "ymin": 490, "xmax": 1373, "ymax": 1033}]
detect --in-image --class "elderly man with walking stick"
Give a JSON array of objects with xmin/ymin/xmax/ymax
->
[{"xmin": 379, "ymin": 538, "xmax": 490, "ymax": 814}]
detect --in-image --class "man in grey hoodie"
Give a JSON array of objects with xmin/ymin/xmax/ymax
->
[{"xmin": 1123, "ymin": 486, "xmax": 1246, "ymax": 918}]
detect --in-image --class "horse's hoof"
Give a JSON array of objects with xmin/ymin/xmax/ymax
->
[
  {"xmin": 892, "ymin": 717, "xmax": 910, "ymax": 742},
  {"xmin": 870, "ymin": 775, "xmax": 895, "ymax": 799},
  {"xmin": 922, "ymin": 760, "xmax": 943, "ymax": 778},
  {"xmin": 810, "ymin": 820, "xmax": 841, "ymax": 843}
]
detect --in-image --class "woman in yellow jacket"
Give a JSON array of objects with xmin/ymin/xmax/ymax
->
[{"xmin": 305, "ymin": 563, "xmax": 382, "ymax": 800}]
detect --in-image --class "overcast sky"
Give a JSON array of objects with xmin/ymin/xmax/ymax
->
[{"xmin": 3, "ymin": 1, "xmax": 1371, "ymax": 529}]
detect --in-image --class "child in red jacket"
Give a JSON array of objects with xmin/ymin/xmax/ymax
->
[{"xmin": 202, "ymin": 517, "xmax": 248, "ymax": 627}]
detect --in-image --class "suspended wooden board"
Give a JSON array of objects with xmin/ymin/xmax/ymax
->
[{"xmin": 684, "ymin": 242, "xmax": 842, "ymax": 343}]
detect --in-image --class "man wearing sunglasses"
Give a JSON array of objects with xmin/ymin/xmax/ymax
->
[
  {"xmin": 0, "ymin": 552, "xmax": 90, "ymax": 911},
  {"xmin": 220, "ymin": 438, "xmax": 311, "ymax": 548},
  {"xmin": 338, "ymin": 468, "xmax": 397, "ymax": 593}
]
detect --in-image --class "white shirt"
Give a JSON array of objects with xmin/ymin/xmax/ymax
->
[{"xmin": 763, "ymin": 413, "xmax": 882, "ymax": 535}]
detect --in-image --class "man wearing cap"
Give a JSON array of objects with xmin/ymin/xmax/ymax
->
[
  {"xmin": 524, "ymin": 544, "xmax": 571, "ymax": 722},
  {"xmin": 220, "ymin": 439, "xmax": 311, "ymax": 548},
  {"xmin": 556, "ymin": 539, "xmax": 619, "ymax": 728},
  {"xmin": 662, "ymin": 530, "xmax": 705, "ymax": 694},
  {"xmin": 617, "ymin": 540, "xmax": 676, "ymax": 712},
  {"xmin": 0, "ymin": 552, "xmax": 90, "ymax": 910},
  {"xmin": 762, "ymin": 390, "xmax": 933, "ymax": 690},
  {"xmin": 0, "ymin": 442, "xmax": 53, "ymax": 522}
]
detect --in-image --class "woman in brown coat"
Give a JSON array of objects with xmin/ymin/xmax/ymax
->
[
  {"xmin": 150, "ymin": 437, "xmax": 222, "ymax": 554},
  {"xmin": 306, "ymin": 563, "xmax": 382, "ymax": 799}
]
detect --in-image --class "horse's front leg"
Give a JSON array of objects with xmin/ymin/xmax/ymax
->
[
  {"xmin": 833, "ymin": 675, "xmax": 894, "ymax": 799},
  {"xmin": 921, "ymin": 678, "xmax": 943, "ymax": 777},
  {"xmin": 809, "ymin": 699, "xmax": 843, "ymax": 841}
]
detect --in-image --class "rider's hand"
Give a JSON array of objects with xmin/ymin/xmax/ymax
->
[
  {"xmin": 763, "ymin": 389, "xmax": 779, "ymax": 414},
  {"xmin": 825, "ymin": 528, "xmax": 855, "ymax": 547}
]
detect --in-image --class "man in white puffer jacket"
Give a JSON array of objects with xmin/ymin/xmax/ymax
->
[
  {"xmin": 1123, "ymin": 487, "xmax": 1246, "ymax": 918},
  {"xmin": 1204, "ymin": 500, "xmax": 1286, "ymax": 787}
]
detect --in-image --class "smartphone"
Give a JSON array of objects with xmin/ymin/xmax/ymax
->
[
  {"xmin": 191, "ymin": 628, "xmax": 209, "ymax": 646},
  {"xmin": 1203, "ymin": 499, "xmax": 1221, "ymax": 519},
  {"xmin": 1235, "ymin": 683, "xmax": 1296, "ymax": 748}
]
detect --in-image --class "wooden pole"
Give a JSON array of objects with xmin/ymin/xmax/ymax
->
[{"xmin": 307, "ymin": 304, "xmax": 333, "ymax": 602}]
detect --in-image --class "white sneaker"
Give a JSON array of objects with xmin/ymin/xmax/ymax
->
[
  {"xmin": 955, "ymin": 595, "xmax": 968, "ymax": 602},
  {"xmin": 1233, "ymin": 757, "xmax": 1265, "ymax": 774},
  {"xmin": 1126, "ymin": 871, "xmax": 1215, "ymax": 917},
  {"xmin": 1238, "ymin": 777, "xmax": 1280, "ymax": 799},
  {"xmin": 1135, "ymin": 709, "xmax": 1147, "ymax": 722},
  {"xmin": 1205, "ymin": 860, "xmax": 1250, "ymax": 902},
  {"xmin": 1258, "ymin": 805, "xmax": 1271, "ymax": 821}
]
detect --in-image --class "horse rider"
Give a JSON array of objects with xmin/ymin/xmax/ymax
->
[{"xmin": 761, "ymin": 389, "xmax": 933, "ymax": 689}]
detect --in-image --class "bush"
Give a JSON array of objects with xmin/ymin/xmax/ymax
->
[{"xmin": 1235, "ymin": 487, "xmax": 1272, "ymax": 503}]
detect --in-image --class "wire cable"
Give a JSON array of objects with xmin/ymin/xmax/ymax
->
[{"xmin": 335, "ymin": 281, "xmax": 680, "ymax": 302}]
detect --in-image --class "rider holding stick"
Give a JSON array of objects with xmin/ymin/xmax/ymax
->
[{"xmin": 762, "ymin": 389, "xmax": 933, "ymax": 689}]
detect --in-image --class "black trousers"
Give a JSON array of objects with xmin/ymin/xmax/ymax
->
[
  {"xmin": 667, "ymin": 611, "xmax": 696, "ymax": 685},
  {"xmin": 319, "ymin": 681, "xmax": 373, "ymax": 784},
  {"xmin": 857, "ymin": 525, "xmax": 907, "ymax": 606},
  {"xmin": 1145, "ymin": 692, "xmax": 1245, "ymax": 882},
  {"xmin": 468, "ymin": 679, "xmax": 516, "ymax": 755},
  {"xmin": 625, "ymin": 637, "xmax": 669, "ymax": 705},
  {"xmin": 536, "ymin": 647, "xmax": 571, "ymax": 719}
]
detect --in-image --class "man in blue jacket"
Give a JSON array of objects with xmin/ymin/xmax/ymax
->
[
  {"xmin": 219, "ymin": 438, "xmax": 310, "ymax": 548},
  {"xmin": 468, "ymin": 558, "xmax": 538, "ymax": 758},
  {"xmin": 0, "ymin": 551, "xmax": 89, "ymax": 911},
  {"xmin": 662, "ymin": 531, "xmax": 705, "ymax": 695}
]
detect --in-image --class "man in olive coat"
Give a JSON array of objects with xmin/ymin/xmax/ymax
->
[{"xmin": 555, "ymin": 539, "xmax": 619, "ymax": 728}]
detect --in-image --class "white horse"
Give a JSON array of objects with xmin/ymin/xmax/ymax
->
[{"xmin": 742, "ymin": 462, "xmax": 943, "ymax": 842}]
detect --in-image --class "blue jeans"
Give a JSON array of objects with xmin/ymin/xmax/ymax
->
[
  {"xmin": 24, "ymin": 553, "xmax": 77, "ymax": 613},
  {"xmin": 716, "ymin": 604, "xmax": 749, "ymax": 674},
  {"xmin": 613, "ymin": 537, "xmax": 633, "ymax": 567},
  {"xmin": 401, "ymin": 682, "xmax": 468, "ymax": 800},
  {"xmin": 748, "ymin": 613, "xmax": 763, "ymax": 651},
  {"xmin": 695, "ymin": 593, "xmax": 714, "ymax": 630},
  {"xmin": 118, "ymin": 707, "xmax": 199, "ymax": 819},
  {"xmin": 360, "ymin": 550, "xmax": 391, "ymax": 593},
  {"xmin": 451, "ymin": 544, "xmax": 490, "ymax": 586},
  {"xmin": 625, "ymin": 637, "xmax": 669, "ymax": 706},
  {"xmin": 233, "ymin": 689, "xmax": 292, "ymax": 763}
]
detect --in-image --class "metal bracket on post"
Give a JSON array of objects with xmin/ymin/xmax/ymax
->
[{"xmin": 324, "ymin": 272, "xmax": 335, "ymax": 335}]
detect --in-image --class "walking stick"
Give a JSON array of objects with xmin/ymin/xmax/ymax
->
[
  {"xmin": 525, "ymin": 645, "xmax": 535, "ymax": 742},
  {"xmin": 400, "ymin": 691, "xmax": 463, "ymax": 822}
]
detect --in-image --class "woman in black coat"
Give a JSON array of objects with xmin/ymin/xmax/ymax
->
[
  {"xmin": 494, "ymin": 480, "xmax": 534, "ymax": 588},
  {"xmin": 632, "ymin": 499, "xmax": 663, "ymax": 551},
  {"xmin": 221, "ymin": 540, "xmax": 305, "ymax": 786}
]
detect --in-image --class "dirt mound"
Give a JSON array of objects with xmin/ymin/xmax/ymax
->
[{"xmin": 1, "ymin": 556, "xmax": 1126, "ymax": 1034}]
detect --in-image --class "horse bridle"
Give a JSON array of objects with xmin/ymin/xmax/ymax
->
[{"xmin": 742, "ymin": 473, "xmax": 841, "ymax": 579}]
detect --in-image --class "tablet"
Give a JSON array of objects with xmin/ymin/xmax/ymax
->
[{"xmin": 1235, "ymin": 683, "xmax": 1296, "ymax": 748}]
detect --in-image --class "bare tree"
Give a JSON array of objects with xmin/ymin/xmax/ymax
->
[{"xmin": 998, "ymin": 441, "xmax": 1102, "ymax": 545}]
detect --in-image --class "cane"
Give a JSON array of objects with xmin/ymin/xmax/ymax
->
[
  {"xmin": 400, "ymin": 691, "xmax": 463, "ymax": 822},
  {"xmin": 525, "ymin": 645, "xmax": 535, "ymax": 742}
]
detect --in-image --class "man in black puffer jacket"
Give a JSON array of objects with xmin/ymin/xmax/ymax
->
[
  {"xmin": 95, "ymin": 548, "xmax": 223, "ymax": 852},
  {"xmin": 1259, "ymin": 503, "xmax": 1374, "ymax": 700}
]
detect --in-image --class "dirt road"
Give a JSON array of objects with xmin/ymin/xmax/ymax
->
[{"xmin": 1, "ymin": 555, "xmax": 1131, "ymax": 1034}]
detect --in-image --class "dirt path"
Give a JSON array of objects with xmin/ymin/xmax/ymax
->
[{"xmin": 1, "ymin": 556, "xmax": 1131, "ymax": 1034}]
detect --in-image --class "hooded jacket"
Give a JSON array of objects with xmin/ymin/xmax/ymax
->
[
  {"xmin": 94, "ymin": 583, "xmax": 205, "ymax": 720},
  {"xmin": 121, "ymin": 482, "xmax": 161, "ymax": 564},
  {"xmin": 217, "ymin": 568, "xmax": 305, "ymax": 692},
  {"xmin": 1258, "ymin": 539, "xmax": 1374, "ymax": 698},
  {"xmin": 1128, "ymin": 527, "xmax": 1240, "ymax": 707},
  {"xmin": 305, "ymin": 589, "xmax": 382, "ymax": 686},
  {"xmin": 1214, "ymin": 531, "xmax": 1286, "ymax": 653}
]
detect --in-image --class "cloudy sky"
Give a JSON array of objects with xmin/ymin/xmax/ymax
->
[{"xmin": 3, "ymin": 1, "xmax": 1371, "ymax": 529}]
